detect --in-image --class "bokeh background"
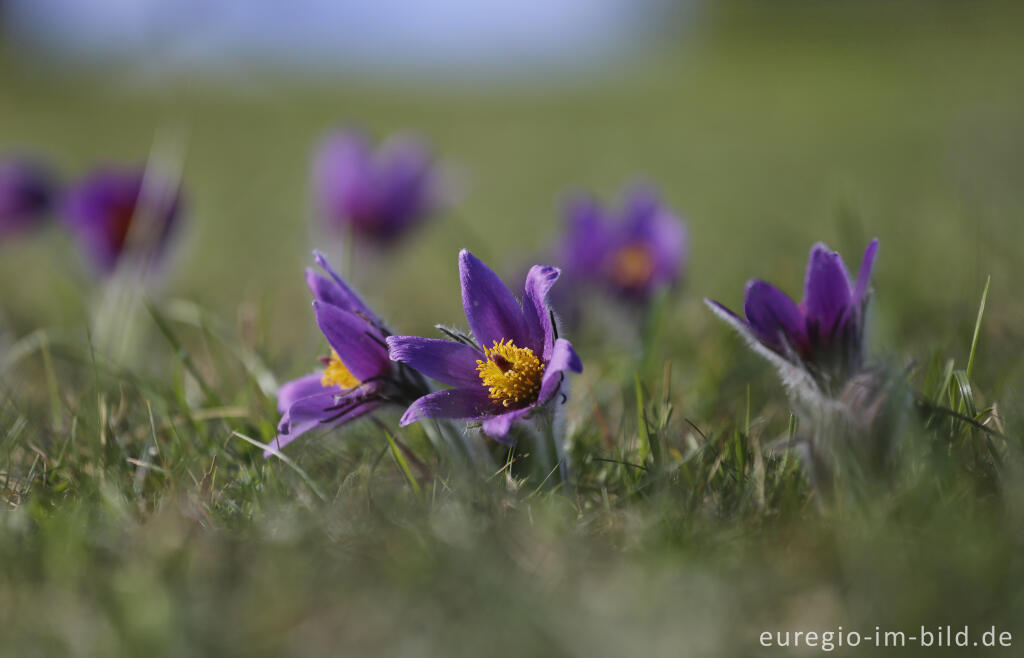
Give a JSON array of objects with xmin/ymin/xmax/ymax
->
[
  {"xmin": 3, "ymin": 2, "xmax": 1024, "ymax": 656},
  {"xmin": 3, "ymin": 1, "xmax": 1023, "ymax": 374}
]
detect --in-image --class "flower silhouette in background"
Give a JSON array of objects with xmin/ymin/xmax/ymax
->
[
  {"xmin": 61, "ymin": 167, "xmax": 182, "ymax": 275},
  {"xmin": 0, "ymin": 157, "xmax": 56, "ymax": 238},
  {"xmin": 313, "ymin": 130, "xmax": 443, "ymax": 246},
  {"xmin": 560, "ymin": 185, "xmax": 687, "ymax": 303},
  {"xmin": 388, "ymin": 250, "xmax": 582, "ymax": 441},
  {"xmin": 270, "ymin": 252, "xmax": 430, "ymax": 455},
  {"xmin": 705, "ymin": 239, "xmax": 879, "ymax": 399},
  {"xmin": 705, "ymin": 239, "xmax": 890, "ymax": 492}
]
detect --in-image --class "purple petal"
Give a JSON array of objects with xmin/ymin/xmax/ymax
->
[
  {"xmin": 306, "ymin": 270, "xmax": 352, "ymax": 310},
  {"xmin": 276, "ymin": 373, "xmax": 325, "ymax": 414},
  {"xmin": 459, "ymin": 250, "xmax": 528, "ymax": 350},
  {"xmin": 803, "ymin": 243, "xmax": 852, "ymax": 333},
  {"xmin": 743, "ymin": 280, "xmax": 807, "ymax": 353},
  {"xmin": 313, "ymin": 301, "xmax": 389, "ymax": 382},
  {"xmin": 313, "ymin": 130, "xmax": 437, "ymax": 243},
  {"xmin": 0, "ymin": 158, "xmax": 54, "ymax": 235},
  {"xmin": 313, "ymin": 131, "xmax": 373, "ymax": 225},
  {"xmin": 278, "ymin": 387, "xmax": 378, "ymax": 434},
  {"xmin": 267, "ymin": 396, "xmax": 380, "ymax": 456},
  {"xmin": 561, "ymin": 195, "xmax": 610, "ymax": 276},
  {"xmin": 311, "ymin": 251, "xmax": 378, "ymax": 322},
  {"xmin": 537, "ymin": 338, "xmax": 583, "ymax": 405},
  {"xmin": 265, "ymin": 420, "xmax": 321, "ymax": 455},
  {"xmin": 705, "ymin": 298, "xmax": 804, "ymax": 375},
  {"xmin": 386, "ymin": 335, "xmax": 483, "ymax": 388},
  {"xmin": 62, "ymin": 167, "xmax": 180, "ymax": 275},
  {"xmin": 481, "ymin": 407, "xmax": 532, "ymax": 442},
  {"xmin": 645, "ymin": 209, "xmax": 688, "ymax": 288},
  {"xmin": 705, "ymin": 298, "xmax": 752, "ymax": 334},
  {"xmin": 620, "ymin": 187, "xmax": 686, "ymax": 283},
  {"xmin": 375, "ymin": 135, "xmax": 437, "ymax": 233},
  {"xmin": 852, "ymin": 239, "xmax": 880, "ymax": 305},
  {"xmin": 522, "ymin": 265, "xmax": 560, "ymax": 359},
  {"xmin": 621, "ymin": 185, "xmax": 662, "ymax": 230},
  {"xmin": 276, "ymin": 389, "xmax": 338, "ymax": 433},
  {"xmin": 399, "ymin": 388, "xmax": 495, "ymax": 426}
]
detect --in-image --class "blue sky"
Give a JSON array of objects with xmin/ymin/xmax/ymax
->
[{"xmin": 6, "ymin": 0, "xmax": 679, "ymax": 77}]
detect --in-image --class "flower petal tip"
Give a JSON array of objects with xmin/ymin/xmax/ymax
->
[
  {"xmin": 534, "ymin": 264, "xmax": 561, "ymax": 281},
  {"xmin": 384, "ymin": 335, "xmax": 403, "ymax": 362},
  {"xmin": 567, "ymin": 345, "xmax": 583, "ymax": 373},
  {"xmin": 809, "ymin": 241, "xmax": 836, "ymax": 256},
  {"xmin": 704, "ymin": 297, "xmax": 749, "ymax": 330},
  {"xmin": 398, "ymin": 408, "xmax": 418, "ymax": 426}
]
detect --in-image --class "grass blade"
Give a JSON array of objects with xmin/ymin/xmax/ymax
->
[
  {"xmin": 966, "ymin": 275, "xmax": 990, "ymax": 381},
  {"xmin": 383, "ymin": 428, "xmax": 422, "ymax": 500},
  {"xmin": 232, "ymin": 431, "xmax": 325, "ymax": 502}
]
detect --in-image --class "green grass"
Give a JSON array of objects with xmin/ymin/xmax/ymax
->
[{"xmin": 3, "ymin": 2, "xmax": 1024, "ymax": 656}]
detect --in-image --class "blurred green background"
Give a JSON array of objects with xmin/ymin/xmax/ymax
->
[
  {"xmin": 3, "ymin": 2, "xmax": 1024, "ymax": 656},
  {"xmin": 3, "ymin": 1, "xmax": 1022, "ymax": 376}
]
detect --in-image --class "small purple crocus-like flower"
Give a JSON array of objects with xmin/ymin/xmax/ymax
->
[
  {"xmin": 313, "ymin": 130, "xmax": 441, "ymax": 245},
  {"xmin": 269, "ymin": 252, "xmax": 427, "ymax": 455},
  {"xmin": 387, "ymin": 250, "xmax": 583, "ymax": 442},
  {"xmin": 62, "ymin": 167, "xmax": 182, "ymax": 275},
  {"xmin": 0, "ymin": 157, "xmax": 55, "ymax": 237},
  {"xmin": 561, "ymin": 185, "xmax": 687, "ymax": 301},
  {"xmin": 705, "ymin": 239, "xmax": 880, "ymax": 397}
]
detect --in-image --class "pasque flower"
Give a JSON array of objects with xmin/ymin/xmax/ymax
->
[
  {"xmin": 705, "ymin": 239, "xmax": 879, "ymax": 397},
  {"xmin": 62, "ymin": 167, "xmax": 182, "ymax": 274},
  {"xmin": 0, "ymin": 157, "xmax": 55, "ymax": 237},
  {"xmin": 561, "ymin": 185, "xmax": 687, "ymax": 301},
  {"xmin": 387, "ymin": 250, "xmax": 582, "ymax": 441},
  {"xmin": 269, "ymin": 252, "xmax": 428, "ymax": 455},
  {"xmin": 313, "ymin": 130, "xmax": 441, "ymax": 245}
]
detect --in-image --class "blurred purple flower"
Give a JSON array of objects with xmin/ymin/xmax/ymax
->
[
  {"xmin": 313, "ymin": 130, "xmax": 441, "ymax": 245},
  {"xmin": 269, "ymin": 252, "xmax": 428, "ymax": 455},
  {"xmin": 0, "ymin": 157, "xmax": 55, "ymax": 237},
  {"xmin": 62, "ymin": 167, "xmax": 182, "ymax": 275},
  {"xmin": 561, "ymin": 185, "xmax": 687, "ymax": 301},
  {"xmin": 706, "ymin": 239, "xmax": 879, "ymax": 396},
  {"xmin": 387, "ymin": 250, "xmax": 582, "ymax": 442}
]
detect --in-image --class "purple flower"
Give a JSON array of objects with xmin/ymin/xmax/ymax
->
[
  {"xmin": 0, "ymin": 157, "xmax": 55, "ymax": 237},
  {"xmin": 705, "ymin": 239, "xmax": 880, "ymax": 396},
  {"xmin": 62, "ymin": 167, "xmax": 182, "ymax": 275},
  {"xmin": 269, "ymin": 252, "xmax": 427, "ymax": 455},
  {"xmin": 561, "ymin": 185, "xmax": 687, "ymax": 301},
  {"xmin": 387, "ymin": 250, "xmax": 583, "ymax": 442},
  {"xmin": 313, "ymin": 130, "xmax": 441, "ymax": 245}
]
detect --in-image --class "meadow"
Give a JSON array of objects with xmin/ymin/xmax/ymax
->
[{"xmin": 2, "ymin": 3, "xmax": 1024, "ymax": 656}]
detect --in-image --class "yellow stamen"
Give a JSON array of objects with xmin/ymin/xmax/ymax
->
[
  {"xmin": 609, "ymin": 243, "xmax": 655, "ymax": 289},
  {"xmin": 476, "ymin": 339, "xmax": 545, "ymax": 408},
  {"xmin": 321, "ymin": 349, "xmax": 361, "ymax": 390}
]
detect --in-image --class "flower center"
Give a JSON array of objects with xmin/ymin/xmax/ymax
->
[
  {"xmin": 476, "ymin": 339, "xmax": 545, "ymax": 408},
  {"xmin": 321, "ymin": 349, "xmax": 361, "ymax": 390},
  {"xmin": 608, "ymin": 243, "xmax": 655, "ymax": 289}
]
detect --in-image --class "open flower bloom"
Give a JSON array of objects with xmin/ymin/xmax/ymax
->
[
  {"xmin": 705, "ymin": 239, "xmax": 879, "ymax": 397},
  {"xmin": 313, "ymin": 130, "xmax": 441, "ymax": 245},
  {"xmin": 269, "ymin": 252, "xmax": 426, "ymax": 455},
  {"xmin": 0, "ymin": 157, "xmax": 55, "ymax": 237},
  {"xmin": 62, "ymin": 167, "xmax": 181, "ymax": 275},
  {"xmin": 387, "ymin": 250, "xmax": 582, "ymax": 441},
  {"xmin": 561, "ymin": 185, "xmax": 687, "ymax": 301}
]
